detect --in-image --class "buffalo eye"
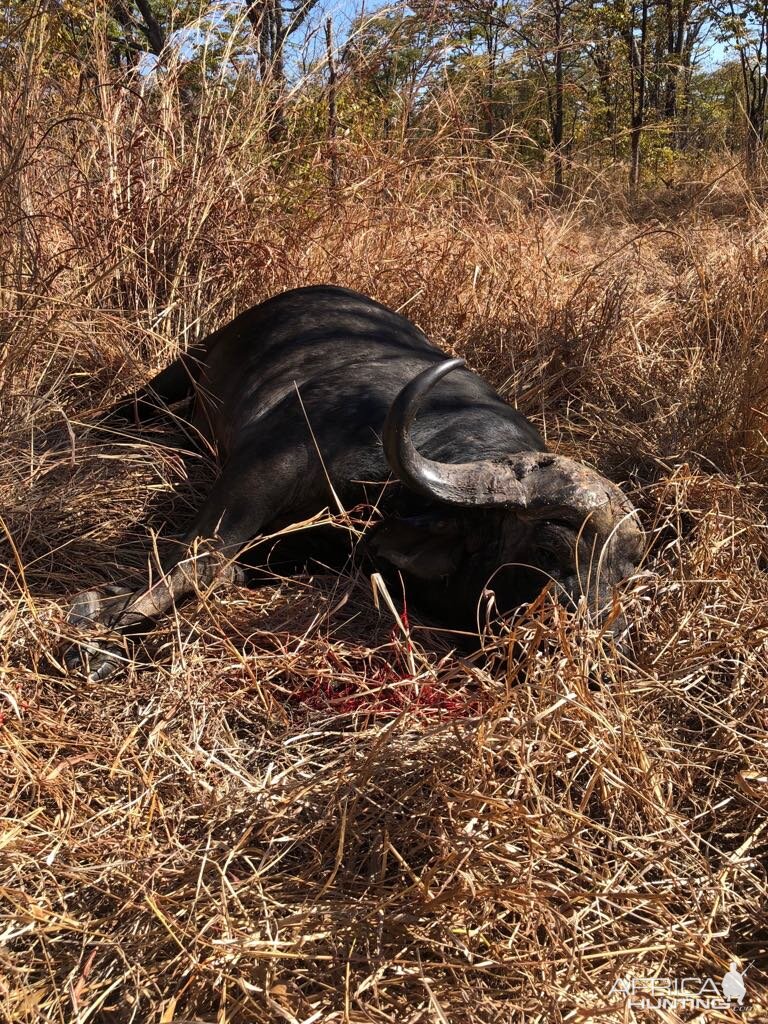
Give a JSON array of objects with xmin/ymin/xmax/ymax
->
[{"xmin": 535, "ymin": 521, "xmax": 579, "ymax": 569}]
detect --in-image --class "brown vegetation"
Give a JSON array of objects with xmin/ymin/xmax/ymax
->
[{"xmin": 1, "ymin": 40, "xmax": 768, "ymax": 1024}]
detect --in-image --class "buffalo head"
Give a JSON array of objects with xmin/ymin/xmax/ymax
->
[{"xmin": 372, "ymin": 359, "xmax": 644, "ymax": 633}]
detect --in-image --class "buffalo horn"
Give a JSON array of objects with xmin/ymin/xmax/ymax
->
[{"xmin": 383, "ymin": 359, "xmax": 640, "ymax": 532}]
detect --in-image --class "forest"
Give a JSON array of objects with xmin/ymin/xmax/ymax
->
[
  {"xmin": 12, "ymin": 0, "xmax": 768, "ymax": 189},
  {"xmin": 1, "ymin": 2, "xmax": 767, "ymax": 1022}
]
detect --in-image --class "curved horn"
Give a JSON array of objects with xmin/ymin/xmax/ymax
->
[{"xmin": 383, "ymin": 359, "xmax": 642, "ymax": 539}]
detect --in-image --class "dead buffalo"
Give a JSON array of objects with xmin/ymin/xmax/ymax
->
[{"xmin": 66, "ymin": 284, "xmax": 644, "ymax": 679}]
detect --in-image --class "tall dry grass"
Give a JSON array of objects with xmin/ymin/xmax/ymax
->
[{"xmin": 1, "ymin": 18, "xmax": 768, "ymax": 1024}]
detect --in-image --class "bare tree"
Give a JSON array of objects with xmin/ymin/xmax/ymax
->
[
  {"xmin": 325, "ymin": 16, "xmax": 339, "ymax": 188},
  {"xmin": 109, "ymin": 0, "xmax": 167, "ymax": 65},
  {"xmin": 718, "ymin": 0, "xmax": 768, "ymax": 172},
  {"xmin": 624, "ymin": 0, "xmax": 650, "ymax": 190},
  {"xmin": 245, "ymin": 0, "xmax": 320, "ymax": 86},
  {"xmin": 517, "ymin": 0, "xmax": 581, "ymax": 192}
]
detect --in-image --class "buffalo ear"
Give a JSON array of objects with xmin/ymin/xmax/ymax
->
[{"xmin": 369, "ymin": 515, "xmax": 466, "ymax": 580}]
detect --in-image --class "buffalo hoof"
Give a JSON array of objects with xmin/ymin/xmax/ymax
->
[
  {"xmin": 63, "ymin": 637, "xmax": 129, "ymax": 682},
  {"xmin": 65, "ymin": 585, "xmax": 136, "ymax": 681}
]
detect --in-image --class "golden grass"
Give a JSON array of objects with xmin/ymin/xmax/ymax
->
[{"xmin": 1, "ymin": 34, "xmax": 768, "ymax": 1024}]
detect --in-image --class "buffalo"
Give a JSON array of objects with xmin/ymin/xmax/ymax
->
[{"xmin": 66, "ymin": 284, "xmax": 644, "ymax": 679}]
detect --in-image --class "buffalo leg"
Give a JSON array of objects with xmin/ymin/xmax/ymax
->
[
  {"xmin": 65, "ymin": 459, "xmax": 291, "ymax": 681},
  {"xmin": 64, "ymin": 545, "xmax": 243, "ymax": 682}
]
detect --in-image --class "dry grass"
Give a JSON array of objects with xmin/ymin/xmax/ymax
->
[{"xmin": 2, "ymin": 26, "xmax": 768, "ymax": 1024}]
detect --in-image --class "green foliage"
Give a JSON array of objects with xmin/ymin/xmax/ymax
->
[{"xmin": 4, "ymin": 0, "xmax": 767, "ymax": 189}]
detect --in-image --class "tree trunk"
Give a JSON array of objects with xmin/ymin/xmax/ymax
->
[
  {"xmin": 553, "ymin": 0, "xmax": 565, "ymax": 193},
  {"xmin": 627, "ymin": 0, "xmax": 648, "ymax": 192},
  {"xmin": 134, "ymin": 0, "xmax": 165, "ymax": 56},
  {"xmin": 483, "ymin": 13, "xmax": 499, "ymax": 138},
  {"xmin": 592, "ymin": 45, "xmax": 616, "ymax": 156},
  {"xmin": 746, "ymin": 95, "xmax": 766, "ymax": 176},
  {"xmin": 730, "ymin": 3, "xmax": 768, "ymax": 177},
  {"xmin": 325, "ymin": 17, "xmax": 339, "ymax": 189}
]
